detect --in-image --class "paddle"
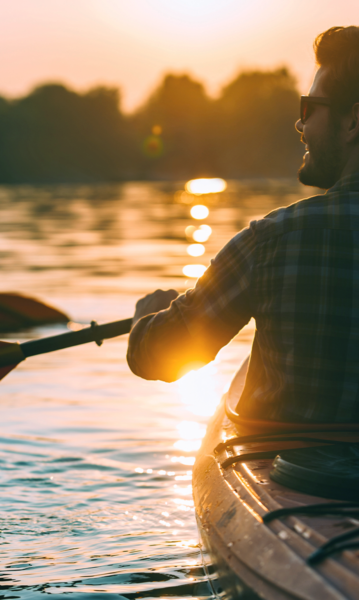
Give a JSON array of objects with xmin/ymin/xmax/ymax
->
[
  {"xmin": 0, "ymin": 318, "xmax": 133, "ymax": 381},
  {"xmin": 0, "ymin": 292, "xmax": 69, "ymax": 332}
]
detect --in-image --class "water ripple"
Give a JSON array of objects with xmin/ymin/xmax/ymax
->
[{"xmin": 0, "ymin": 181, "xmax": 300, "ymax": 597}]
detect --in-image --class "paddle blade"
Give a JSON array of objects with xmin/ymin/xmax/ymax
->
[
  {"xmin": 0, "ymin": 340, "xmax": 26, "ymax": 381},
  {"xmin": 0, "ymin": 293, "xmax": 69, "ymax": 332},
  {"xmin": 0, "ymin": 363, "xmax": 18, "ymax": 381}
]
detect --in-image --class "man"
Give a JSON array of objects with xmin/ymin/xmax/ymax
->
[{"xmin": 127, "ymin": 26, "xmax": 359, "ymax": 424}]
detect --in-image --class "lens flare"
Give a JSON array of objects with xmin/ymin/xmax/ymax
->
[
  {"xmin": 190, "ymin": 205, "xmax": 209, "ymax": 220},
  {"xmin": 187, "ymin": 243, "xmax": 205, "ymax": 257},
  {"xmin": 192, "ymin": 225, "xmax": 212, "ymax": 242},
  {"xmin": 185, "ymin": 178, "xmax": 227, "ymax": 195},
  {"xmin": 182, "ymin": 264, "xmax": 206, "ymax": 278},
  {"xmin": 143, "ymin": 135, "xmax": 163, "ymax": 158}
]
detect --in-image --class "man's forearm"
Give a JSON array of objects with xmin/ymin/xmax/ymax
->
[{"xmin": 126, "ymin": 304, "xmax": 217, "ymax": 382}]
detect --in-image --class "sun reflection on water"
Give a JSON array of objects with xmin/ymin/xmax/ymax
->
[
  {"xmin": 185, "ymin": 225, "xmax": 212, "ymax": 242},
  {"xmin": 172, "ymin": 363, "xmax": 222, "ymax": 461},
  {"xmin": 171, "ymin": 455, "xmax": 196, "ymax": 466},
  {"xmin": 173, "ymin": 439, "xmax": 201, "ymax": 452},
  {"xmin": 186, "ymin": 243, "xmax": 205, "ymax": 257},
  {"xmin": 185, "ymin": 178, "xmax": 227, "ymax": 195},
  {"xmin": 185, "ymin": 225, "xmax": 196, "ymax": 239},
  {"xmin": 176, "ymin": 362, "xmax": 221, "ymax": 417},
  {"xmin": 190, "ymin": 205, "xmax": 209, "ymax": 220},
  {"xmin": 192, "ymin": 224, "xmax": 212, "ymax": 242},
  {"xmin": 174, "ymin": 420, "xmax": 206, "ymax": 452},
  {"xmin": 182, "ymin": 264, "xmax": 206, "ymax": 278},
  {"xmin": 177, "ymin": 420, "xmax": 206, "ymax": 439}
]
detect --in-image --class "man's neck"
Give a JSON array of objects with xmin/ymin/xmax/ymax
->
[{"xmin": 339, "ymin": 148, "xmax": 359, "ymax": 180}]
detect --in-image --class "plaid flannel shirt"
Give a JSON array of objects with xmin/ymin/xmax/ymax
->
[{"xmin": 127, "ymin": 172, "xmax": 359, "ymax": 423}]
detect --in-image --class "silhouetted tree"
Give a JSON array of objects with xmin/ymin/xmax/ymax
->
[
  {"xmin": 0, "ymin": 84, "xmax": 136, "ymax": 183},
  {"xmin": 130, "ymin": 74, "xmax": 216, "ymax": 179},
  {"xmin": 215, "ymin": 68, "xmax": 302, "ymax": 177},
  {"xmin": 0, "ymin": 68, "xmax": 302, "ymax": 183}
]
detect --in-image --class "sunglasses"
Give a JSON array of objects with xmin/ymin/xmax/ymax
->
[{"xmin": 300, "ymin": 95, "xmax": 331, "ymax": 123}]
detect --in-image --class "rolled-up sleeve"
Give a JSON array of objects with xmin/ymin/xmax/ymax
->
[{"xmin": 127, "ymin": 222, "xmax": 258, "ymax": 382}]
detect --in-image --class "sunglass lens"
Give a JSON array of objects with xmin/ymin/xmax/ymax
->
[
  {"xmin": 301, "ymin": 99, "xmax": 308, "ymax": 123},
  {"xmin": 301, "ymin": 99, "xmax": 314, "ymax": 123}
]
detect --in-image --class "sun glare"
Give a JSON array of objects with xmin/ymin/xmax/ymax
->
[
  {"xmin": 177, "ymin": 420, "xmax": 206, "ymax": 440},
  {"xmin": 176, "ymin": 362, "xmax": 221, "ymax": 417},
  {"xmin": 182, "ymin": 264, "xmax": 206, "ymax": 278},
  {"xmin": 190, "ymin": 205, "xmax": 209, "ymax": 220},
  {"xmin": 185, "ymin": 225, "xmax": 212, "ymax": 241},
  {"xmin": 173, "ymin": 439, "xmax": 201, "ymax": 452},
  {"xmin": 185, "ymin": 178, "xmax": 227, "ymax": 195},
  {"xmin": 193, "ymin": 225, "xmax": 212, "ymax": 242},
  {"xmin": 187, "ymin": 243, "xmax": 205, "ymax": 257},
  {"xmin": 173, "ymin": 420, "xmax": 206, "ymax": 452}
]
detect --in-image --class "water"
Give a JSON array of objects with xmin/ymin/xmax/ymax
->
[{"xmin": 0, "ymin": 180, "xmax": 305, "ymax": 599}]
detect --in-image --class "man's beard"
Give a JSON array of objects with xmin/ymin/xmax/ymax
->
[{"xmin": 298, "ymin": 122, "xmax": 343, "ymax": 190}]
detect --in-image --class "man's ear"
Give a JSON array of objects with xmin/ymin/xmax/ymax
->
[{"xmin": 347, "ymin": 103, "xmax": 359, "ymax": 143}]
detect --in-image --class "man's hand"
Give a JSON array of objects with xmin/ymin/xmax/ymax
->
[{"xmin": 132, "ymin": 289, "xmax": 179, "ymax": 327}]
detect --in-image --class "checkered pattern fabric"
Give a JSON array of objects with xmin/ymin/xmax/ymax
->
[{"xmin": 127, "ymin": 172, "xmax": 359, "ymax": 423}]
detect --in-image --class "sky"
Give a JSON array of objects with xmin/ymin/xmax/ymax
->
[{"xmin": 0, "ymin": 0, "xmax": 358, "ymax": 112}]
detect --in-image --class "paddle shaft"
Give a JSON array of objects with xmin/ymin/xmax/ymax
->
[{"xmin": 21, "ymin": 318, "xmax": 133, "ymax": 359}]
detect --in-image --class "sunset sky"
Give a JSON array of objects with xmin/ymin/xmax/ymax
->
[{"xmin": 1, "ymin": 1, "xmax": 358, "ymax": 112}]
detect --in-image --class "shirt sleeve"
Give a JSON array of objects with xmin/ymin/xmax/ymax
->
[{"xmin": 127, "ymin": 221, "xmax": 258, "ymax": 382}]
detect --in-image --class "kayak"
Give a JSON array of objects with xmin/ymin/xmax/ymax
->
[{"xmin": 193, "ymin": 356, "xmax": 359, "ymax": 599}]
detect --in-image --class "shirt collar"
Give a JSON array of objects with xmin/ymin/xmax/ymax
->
[{"xmin": 328, "ymin": 171, "xmax": 359, "ymax": 194}]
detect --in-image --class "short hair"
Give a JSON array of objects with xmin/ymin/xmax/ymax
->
[{"xmin": 314, "ymin": 26, "xmax": 359, "ymax": 113}]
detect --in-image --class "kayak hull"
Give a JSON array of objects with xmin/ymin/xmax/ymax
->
[{"xmin": 193, "ymin": 358, "xmax": 359, "ymax": 600}]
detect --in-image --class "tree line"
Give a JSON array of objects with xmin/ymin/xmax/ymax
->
[{"xmin": 0, "ymin": 68, "xmax": 303, "ymax": 183}]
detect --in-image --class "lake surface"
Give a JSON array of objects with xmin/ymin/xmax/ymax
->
[{"xmin": 0, "ymin": 180, "xmax": 307, "ymax": 599}]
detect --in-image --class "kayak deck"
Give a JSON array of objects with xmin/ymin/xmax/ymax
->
[{"xmin": 193, "ymin": 358, "xmax": 359, "ymax": 600}]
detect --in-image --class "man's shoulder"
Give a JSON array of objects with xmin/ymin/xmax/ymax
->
[
  {"xmin": 253, "ymin": 186, "xmax": 359, "ymax": 240},
  {"xmin": 258, "ymin": 191, "xmax": 324, "ymax": 225}
]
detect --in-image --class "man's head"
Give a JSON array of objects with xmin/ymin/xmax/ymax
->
[{"xmin": 296, "ymin": 26, "xmax": 359, "ymax": 189}]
